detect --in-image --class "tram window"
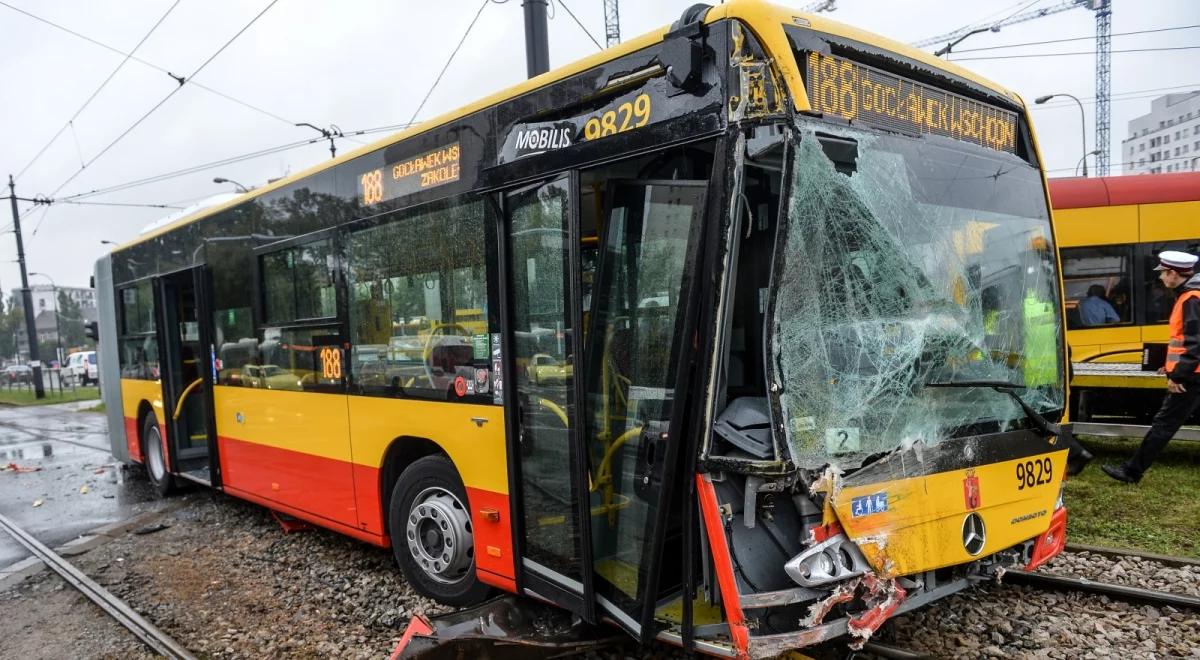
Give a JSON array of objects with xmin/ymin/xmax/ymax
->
[
  {"xmin": 260, "ymin": 240, "xmax": 337, "ymax": 324},
  {"xmin": 1144, "ymin": 240, "xmax": 1200, "ymax": 324},
  {"xmin": 1061, "ymin": 246, "xmax": 1132, "ymax": 329},
  {"xmin": 117, "ymin": 282, "xmax": 159, "ymax": 380},
  {"xmin": 346, "ymin": 196, "xmax": 492, "ymax": 403}
]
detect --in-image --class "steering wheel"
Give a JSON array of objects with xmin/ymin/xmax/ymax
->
[{"xmin": 421, "ymin": 323, "xmax": 472, "ymax": 388}]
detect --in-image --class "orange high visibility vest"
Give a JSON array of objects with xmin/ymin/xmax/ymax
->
[{"xmin": 1165, "ymin": 289, "xmax": 1200, "ymax": 375}]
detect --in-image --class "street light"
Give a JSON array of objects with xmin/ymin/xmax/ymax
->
[
  {"xmin": 213, "ymin": 177, "xmax": 250, "ymax": 193},
  {"xmin": 1076, "ymin": 149, "xmax": 1102, "ymax": 177},
  {"xmin": 28, "ymin": 272, "xmax": 61, "ymax": 367},
  {"xmin": 1035, "ymin": 93, "xmax": 1091, "ymax": 177}
]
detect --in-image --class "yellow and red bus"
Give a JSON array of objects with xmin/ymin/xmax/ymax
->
[
  {"xmin": 1051, "ymin": 172, "xmax": 1200, "ymax": 425},
  {"xmin": 95, "ymin": 1, "xmax": 1072, "ymax": 654}
]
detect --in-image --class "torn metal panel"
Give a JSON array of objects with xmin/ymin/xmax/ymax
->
[
  {"xmin": 728, "ymin": 22, "xmax": 788, "ymax": 122},
  {"xmin": 768, "ymin": 121, "xmax": 1064, "ymax": 472}
]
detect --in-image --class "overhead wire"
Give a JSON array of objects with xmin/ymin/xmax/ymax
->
[
  {"xmin": 947, "ymin": 24, "xmax": 1200, "ymax": 54},
  {"xmin": 0, "ymin": 1, "xmax": 295, "ymax": 130},
  {"xmin": 11, "ymin": 0, "xmax": 183, "ymax": 182},
  {"xmin": 557, "ymin": 0, "xmax": 603, "ymax": 51},
  {"xmin": 951, "ymin": 45, "xmax": 1200, "ymax": 61},
  {"xmin": 35, "ymin": 0, "xmax": 281, "ymax": 231},
  {"xmin": 404, "ymin": 0, "xmax": 491, "ymax": 131}
]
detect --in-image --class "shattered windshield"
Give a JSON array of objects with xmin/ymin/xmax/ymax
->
[{"xmin": 770, "ymin": 121, "xmax": 1063, "ymax": 468}]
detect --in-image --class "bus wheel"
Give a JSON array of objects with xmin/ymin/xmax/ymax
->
[
  {"xmin": 142, "ymin": 413, "xmax": 176, "ymax": 497},
  {"xmin": 389, "ymin": 455, "xmax": 490, "ymax": 606}
]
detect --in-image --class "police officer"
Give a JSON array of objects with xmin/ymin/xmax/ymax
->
[{"xmin": 1103, "ymin": 250, "xmax": 1200, "ymax": 483}]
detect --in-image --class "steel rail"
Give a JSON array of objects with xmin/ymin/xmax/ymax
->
[
  {"xmin": 1005, "ymin": 569, "xmax": 1200, "ymax": 610},
  {"xmin": 1064, "ymin": 543, "xmax": 1200, "ymax": 569},
  {"xmin": 859, "ymin": 641, "xmax": 932, "ymax": 658},
  {"xmin": 0, "ymin": 512, "xmax": 197, "ymax": 659}
]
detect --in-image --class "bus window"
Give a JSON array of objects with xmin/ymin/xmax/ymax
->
[
  {"xmin": 1060, "ymin": 246, "xmax": 1133, "ymax": 328},
  {"xmin": 257, "ymin": 238, "xmax": 342, "ymax": 392},
  {"xmin": 1143, "ymin": 240, "xmax": 1200, "ymax": 324},
  {"xmin": 346, "ymin": 196, "xmax": 491, "ymax": 402},
  {"xmin": 261, "ymin": 240, "xmax": 337, "ymax": 323},
  {"xmin": 118, "ymin": 281, "xmax": 159, "ymax": 380}
]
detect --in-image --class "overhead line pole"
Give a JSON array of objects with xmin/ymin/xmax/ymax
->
[
  {"xmin": 1093, "ymin": 0, "xmax": 1112, "ymax": 175},
  {"xmin": 523, "ymin": 0, "xmax": 550, "ymax": 77},
  {"xmin": 5, "ymin": 175, "xmax": 45, "ymax": 399}
]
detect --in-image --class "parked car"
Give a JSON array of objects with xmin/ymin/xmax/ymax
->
[
  {"xmin": 2, "ymin": 364, "xmax": 33, "ymax": 384},
  {"xmin": 525, "ymin": 353, "xmax": 570, "ymax": 386},
  {"xmin": 64, "ymin": 351, "xmax": 99, "ymax": 386}
]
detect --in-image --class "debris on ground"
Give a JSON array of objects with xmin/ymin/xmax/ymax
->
[
  {"xmin": 31, "ymin": 499, "xmax": 42, "ymax": 507},
  {"xmin": 3, "ymin": 463, "xmax": 41, "ymax": 473}
]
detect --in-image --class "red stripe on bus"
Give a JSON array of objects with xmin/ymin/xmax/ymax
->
[
  {"xmin": 696, "ymin": 473, "xmax": 749, "ymax": 659},
  {"xmin": 465, "ymin": 486, "xmax": 516, "ymax": 583},
  {"xmin": 1049, "ymin": 172, "xmax": 1200, "ymax": 209},
  {"xmin": 223, "ymin": 483, "xmax": 388, "ymax": 546},
  {"xmin": 352, "ymin": 462, "xmax": 385, "ymax": 536},
  {"xmin": 123, "ymin": 417, "xmax": 143, "ymax": 462},
  {"xmin": 217, "ymin": 435, "xmax": 361, "ymax": 534}
]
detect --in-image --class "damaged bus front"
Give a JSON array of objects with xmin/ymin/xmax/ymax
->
[{"xmin": 693, "ymin": 18, "xmax": 1070, "ymax": 655}]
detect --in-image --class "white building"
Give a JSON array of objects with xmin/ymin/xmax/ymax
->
[
  {"xmin": 1122, "ymin": 91, "xmax": 1200, "ymax": 175},
  {"xmin": 9, "ymin": 284, "xmax": 96, "ymax": 313}
]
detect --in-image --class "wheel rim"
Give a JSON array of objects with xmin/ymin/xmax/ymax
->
[
  {"xmin": 406, "ymin": 486, "xmax": 473, "ymax": 584},
  {"xmin": 146, "ymin": 425, "xmax": 166, "ymax": 482}
]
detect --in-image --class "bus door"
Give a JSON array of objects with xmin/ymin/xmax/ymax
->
[
  {"xmin": 503, "ymin": 173, "xmax": 596, "ymax": 620},
  {"xmin": 583, "ymin": 179, "xmax": 706, "ymax": 640},
  {"xmin": 155, "ymin": 266, "xmax": 219, "ymax": 486}
]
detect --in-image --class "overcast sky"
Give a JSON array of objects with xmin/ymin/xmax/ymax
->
[{"xmin": 1, "ymin": 0, "xmax": 1196, "ymax": 293}]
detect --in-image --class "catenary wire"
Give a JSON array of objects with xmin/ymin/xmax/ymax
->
[
  {"xmin": 12, "ymin": 0, "xmax": 183, "ymax": 182},
  {"xmin": 0, "ymin": 1, "xmax": 295, "ymax": 130},
  {"xmin": 951, "ymin": 45, "xmax": 1200, "ymax": 61},
  {"xmin": 404, "ymin": 0, "xmax": 490, "ymax": 131},
  {"xmin": 557, "ymin": 0, "xmax": 603, "ymax": 50},
  {"xmin": 34, "ymin": 0, "xmax": 281, "ymax": 229},
  {"xmin": 948, "ymin": 24, "xmax": 1200, "ymax": 54}
]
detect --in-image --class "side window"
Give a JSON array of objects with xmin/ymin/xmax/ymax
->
[
  {"xmin": 1061, "ymin": 246, "xmax": 1133, "ymax": 329},
  {"xmin": 117, "ymin": 281, "xmax": 159, "ymax": 380},
  {"xmin": 1144, "ymin": 240, "xmax": 1200, "ymax": 324},
  {"xmin": 252, "ymin": 238, "xmax": 343, "ymax": 392},
  {"xmin": 347, "ymin": 196, "xmax": 491, "ymax": 403}
]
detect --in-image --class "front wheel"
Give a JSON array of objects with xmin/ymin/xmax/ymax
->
[
  {"xmin": 388, "ymin": 455, "xmax": 490, "ymax": 606},
  {"xmin": 142, "ymin": 413, "xmax": 176, "ymax": 497}
]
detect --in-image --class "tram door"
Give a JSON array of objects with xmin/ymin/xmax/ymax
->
[
  {"xmin": 503, "ymin": 174, "xmax": 595, "ymax": 620},
  {"xmin": 155, "ymin": 266, "xmax": 219, "ymax": 486}
]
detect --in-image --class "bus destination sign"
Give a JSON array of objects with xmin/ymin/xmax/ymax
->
[
  {"xmin": 804, "ymin": 52, "xmax": 1018, "ymax": 154},
  {"xmin": 359, "ymin": 142, "xmax": 461, "ymax": 206}
]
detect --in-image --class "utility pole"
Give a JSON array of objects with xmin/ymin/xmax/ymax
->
[
  {"xmin": 523, "ymin": 0, "xmax": 550, "ymax": 78},
  {"xmin": 6, "ymin": 175, "xmax": 45, "ymax": 399},
  {"xmin": 1093, "ymin": 0, "xmax": 1112, "ymax": 175}
]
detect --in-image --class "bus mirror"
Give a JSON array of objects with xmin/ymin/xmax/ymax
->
[
  {"xmin": 663, "ymin": 4, "xmax": 709, "ymax": 92},
  {"xmin": 85, "ymin": 321, "xmax": 99, "ymax": 341}
]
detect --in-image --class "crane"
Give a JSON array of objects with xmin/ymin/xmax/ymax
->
[{"xmin": 912, "ymin": 0, "xmax": 1113, "ymax": 175}]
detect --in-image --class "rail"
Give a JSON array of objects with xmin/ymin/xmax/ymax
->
[
  {"xmin": 1005, "ymin": 569, "xmax": 1200, "ymax": 611},
  {"xmin": 0, "ymin": 512, "xmax": 197, "ymax": 659}
]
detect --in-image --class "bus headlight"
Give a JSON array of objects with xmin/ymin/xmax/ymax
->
[{"xmin": 784, "ymin": 534, "xmax": 869, "ymax": 587}]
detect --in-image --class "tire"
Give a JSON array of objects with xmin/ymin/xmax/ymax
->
[
  {"xmin": 388, "ymin": 455, "xmax": 490, "ymax": 606},
  {"xmin": 142, "ymin": 412, "xmax": 176, "ymax": 497}
]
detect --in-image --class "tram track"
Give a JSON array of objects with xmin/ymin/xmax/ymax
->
[{"xmin": 0, "ymin": 511, "xmax": 197, "ymax": 659}]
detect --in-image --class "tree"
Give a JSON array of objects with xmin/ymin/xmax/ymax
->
[{"xmin": 0, "ymin": 297, "xmax": 23, "ymax": 361}]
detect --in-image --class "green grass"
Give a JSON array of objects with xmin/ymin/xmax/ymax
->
[
  {"xmin": 1067, "ymin": 435, "xmax": 1200, "ymax": 558},
  {"xmin": 0, "ymin": 385, "xmax": 101, "ymax": 406}
]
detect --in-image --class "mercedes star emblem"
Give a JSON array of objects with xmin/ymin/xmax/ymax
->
[{"xmin": 962, "ymin": 512, "xmax": 987, "ymax": 556}]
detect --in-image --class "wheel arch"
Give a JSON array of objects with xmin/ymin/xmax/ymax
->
[
  {"xmin": 135, "ymin": 400, "xmax": 156, "ymax": 460},
  {"xmin": 379, "ymin": 436, "xmax": 455, "ymax": 537}
]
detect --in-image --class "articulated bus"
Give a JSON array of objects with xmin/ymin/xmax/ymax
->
[
  {"xmin": 95, "ymin": 1, "xmax": 1071, "ymax": 654},
  {"xmin": 1051, "ymin": 172, "xmax": 1200, "ymax": 425}
]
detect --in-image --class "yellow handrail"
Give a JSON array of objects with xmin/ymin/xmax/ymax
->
[
  {"xmin": 536, "ymin": 397, "xmax": 569, "ymax": 427},
  {"xmin": 172, "ymin": 378, "xmax": 203, "ymax": 421}
]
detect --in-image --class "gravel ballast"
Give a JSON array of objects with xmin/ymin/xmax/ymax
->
[{"xmin": 2, "ymin": 488, "xmax": 1197, "ymax": 658}]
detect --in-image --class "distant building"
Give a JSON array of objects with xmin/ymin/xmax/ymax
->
[
  {"xmin": 9, "ymin": 284, "xmax": 96, "ymax": 313},
  {"xmin": 1122, "ymin": 91, "xmax": 1200, "ymax": 175}
]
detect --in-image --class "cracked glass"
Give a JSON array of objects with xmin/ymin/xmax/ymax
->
[{"xmin": 770, "ymin": 122, "xmax": 1064, "ymax": 468}]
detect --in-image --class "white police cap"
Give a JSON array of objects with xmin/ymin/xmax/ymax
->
[{"xmin": 1154, "ymin": 250, "xmax": 1199, "ymax": 272}]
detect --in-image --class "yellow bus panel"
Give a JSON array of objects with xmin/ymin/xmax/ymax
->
[{"xmin": 1053, "ymin": 205, "xmax": 1138, "ymax": 246}]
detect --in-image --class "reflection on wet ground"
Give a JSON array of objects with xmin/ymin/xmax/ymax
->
[{"xmin": 0, "ymin": 403, "xmax": 161, "ymax": 568}]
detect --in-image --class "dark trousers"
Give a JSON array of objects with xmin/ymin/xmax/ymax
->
[{"xmin": 1126, "ymin": 386, "xmax": 1200, "ymax": 478}]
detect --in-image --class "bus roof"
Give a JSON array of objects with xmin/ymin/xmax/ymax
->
[
  {"xmin": 1048, "ymin": 172, "xmax": 1200, "ymax": 209},
  {"xmin": 111, "ymin": 0, "xmax": 1022, "ymax": 253}
]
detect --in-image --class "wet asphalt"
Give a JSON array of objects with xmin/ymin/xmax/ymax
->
[{"xmin": 0, "ymin": 401, "xmax": 159, "ymax": 568}]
